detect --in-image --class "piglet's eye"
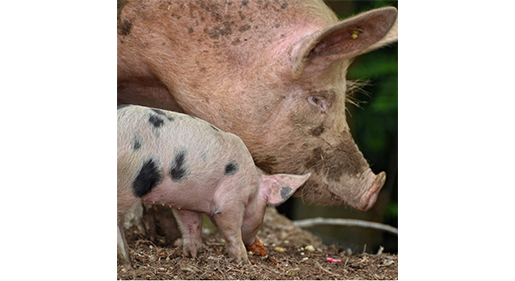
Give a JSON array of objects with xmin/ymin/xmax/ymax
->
[{"xmin": 308, "ymin": 96, "xmax": 327, "ymax": 111}]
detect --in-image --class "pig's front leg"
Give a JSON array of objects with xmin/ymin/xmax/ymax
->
[
  {"xmin": 172, "ymin": 209, "xmax": 203, "ymax": 258},
  {"xmin": 210, "ymin": 209, "xmax": 248, "ymax": 264}
]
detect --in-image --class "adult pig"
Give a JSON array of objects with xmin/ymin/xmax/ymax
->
[
  {"xmin": 117, "ymin": 105, "xmax": 310, "ymax": 265},
  {"xmin": 117, "ymin": 0, "xmax": 397, "ymax": 210}
]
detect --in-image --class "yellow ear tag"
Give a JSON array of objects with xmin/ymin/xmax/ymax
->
[{"xmin": 351, "ymin": 28, "xmax": 364, "ymax": 39}]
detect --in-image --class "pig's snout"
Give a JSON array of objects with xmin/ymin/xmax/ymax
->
[{"xmin": 359, "ymin": 171, "xmax": 386, "ymax": 212}]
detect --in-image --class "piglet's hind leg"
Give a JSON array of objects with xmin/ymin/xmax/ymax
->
[
  {"xmin": 117, "ymin": 221, "xmax": 132, "ymax": 267},
  {"xmin": 172, "ymin": 209, "xmax": 203, "ymax": 258}
]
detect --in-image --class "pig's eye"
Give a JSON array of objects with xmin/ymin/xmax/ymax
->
[{"xmin": 308, "ymin": 96, "xmax": 327, "ymax": 111}]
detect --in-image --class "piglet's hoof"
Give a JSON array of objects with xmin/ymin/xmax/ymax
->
[{"xmin": 246, "ymin": 237, "xmax": 267, "ymax": 256}]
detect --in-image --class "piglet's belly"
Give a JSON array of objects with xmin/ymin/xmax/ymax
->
[{"xmin": 140, "ymin": 180, "xmax": 215, "ymax": 214}]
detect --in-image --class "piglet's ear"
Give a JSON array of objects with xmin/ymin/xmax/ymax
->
[
  {"xmin": 260, "ymin": 173, "xmax": 311, "ymax": 206},
  {"xmin": 291, "ymin": 7, "xmax": 398, "ymax": 79}
]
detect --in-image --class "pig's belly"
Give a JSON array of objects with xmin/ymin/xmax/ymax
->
[{"xmin": 140, "ymin": 177, "xmax": 215, "ymax": 214}]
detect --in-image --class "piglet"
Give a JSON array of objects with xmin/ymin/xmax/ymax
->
[{"xmin": 117, "ymin": 105, "xmax": 310, "ymax": 265}]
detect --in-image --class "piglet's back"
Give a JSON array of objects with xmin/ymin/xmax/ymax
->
[{"xmin": 117, "ymin": 105, "xmax": 253, "ymax": 191}]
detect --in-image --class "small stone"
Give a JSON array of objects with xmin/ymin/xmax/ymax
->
[
  {"xmin": 274, "ymin": 247, "xmax": 286, "ymax": 252},
  {"xmin": 305, "ymin": 245, "xmax": 315, "ymax": 251}
]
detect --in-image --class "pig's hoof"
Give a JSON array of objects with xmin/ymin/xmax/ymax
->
[
  {"xmin": 123, "ymin": 263, "xmax": 133, "ymax": 270},
  {"xmin": 183, "ymin": 248, "xmax": 204, "ymax": 259},
  {"xmin": 183, "ymin": 251, "xmax": 197, "ymax": 258},
  {"xmin": 234, "ymin": 257, "xmax": 250, "ymax": 265}
]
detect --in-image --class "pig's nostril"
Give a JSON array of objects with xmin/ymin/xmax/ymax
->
[
  {"xmin": 361, "ymin": 171, "xmax": 386, "ymax": 211},
  {"xmin": 376, "ymin": 171, "xmax": 386, "ymax": 188},
  {"xmin": 366, "ymin": 192, "xmax": 378, "ymax": 211}
]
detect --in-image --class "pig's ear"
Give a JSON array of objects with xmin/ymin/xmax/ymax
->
[
  {"xmin": 260, "ymin": 173, "xmax": 311, "ymax": 206},
  {"xmin": 291, "ymin": 7, "xmax": 397, "ymax": 79}
]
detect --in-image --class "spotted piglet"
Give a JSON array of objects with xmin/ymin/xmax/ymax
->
[{"xmin": 117, "ymin": 105, "xmax": 310, "ymax": 265}]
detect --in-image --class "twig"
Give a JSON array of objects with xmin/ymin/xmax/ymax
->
[
  {"xmin": 214, "ymin": 265, "xmax": 227, "ymax": 280},
  {"xmin": 135, "ymin": 239, "xmax": 159, "ymax": 250},
  {"xmin": 292, "ymin": 217, "xmax": 398, "ymax": 235},
  {"xmin": 318, "ymin": 264, "xmax": 342, "ymax": 278}
]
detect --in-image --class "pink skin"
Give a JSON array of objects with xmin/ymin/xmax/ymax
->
[
  {"xmin": 146, "ymin": 171, "xmax": 310, "ymax": 263},
  {"xmin": 140, "ymin": 171, "xmax": 310, "ymax": 264},
  {"xmin": 117, "ymin": 1, "xmax": 398, "ymax": 209},
  {"xmin": 117, "ymin": 106, "xmax": 310, "ymax": 264}
]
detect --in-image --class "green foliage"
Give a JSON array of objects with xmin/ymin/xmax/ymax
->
[
  {"xmin": 348, "ymin": 44, "xmax": 398, "ymax": 156},
  {"xmin": 386, "ymin": 202, "xmax": 398, "ymax": 219}
]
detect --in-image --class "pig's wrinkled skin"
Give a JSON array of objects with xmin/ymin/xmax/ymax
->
[
  {"xmin": 117, "ymin": 105, "xmax": 310, "ymax": 265},
  {"xmin": 117, "ymin": 0, "xmax": 397, "ymax": 210}
]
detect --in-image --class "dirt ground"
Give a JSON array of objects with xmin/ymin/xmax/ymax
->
[{"xmin": 117, "ymin": 207, "xmax": 397, "ymax": 280}]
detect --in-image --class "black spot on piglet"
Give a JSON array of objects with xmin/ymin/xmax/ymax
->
[
  {"xmin": 131, "ymin": 132, "xmax": 143, "ymax": 150},
  {"xmin": 148, "ymin": 115, "xmax": 164, "ymax": 128},
  {"xmin": 170, "ymin": 147, "xmax": 190, "ymax": 183},
  {"xmin": 148, "ymin": 114, "xmax": 165, "ymax": 138},
  {"xmin": 224, "ymin": 160, "xmax": 239, "ymax": 176},
  {"xmin": 151, "ymin": 108, "xmax": 165, "ymax": 115},
  {"xmin": 280, "ymin": 186, "xmax": 293, "ymax": 201},
  {"xmin": 133, "ymin": 140, "xmax": 141, "ymax": 150},
  {"xmin": 132, "ymin": 158, "xmax": 163, "ymax": 198},
  {"xmin": 151, "ymin": 108, "xmax": 174, "ymax": 121}
]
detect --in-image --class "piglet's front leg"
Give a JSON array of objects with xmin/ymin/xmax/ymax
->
[
  {"xmin": 210, "ymin": 209, "xmax": 249, "ymax": 264},
  {"xmin": 172, "ymin": 209, "xmax": 203, "ymax": 258}
]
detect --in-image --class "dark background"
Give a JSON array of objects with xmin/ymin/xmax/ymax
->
[{"xmin": 277, "ymin": 0, "xmax": 398, "ymax": 254}]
